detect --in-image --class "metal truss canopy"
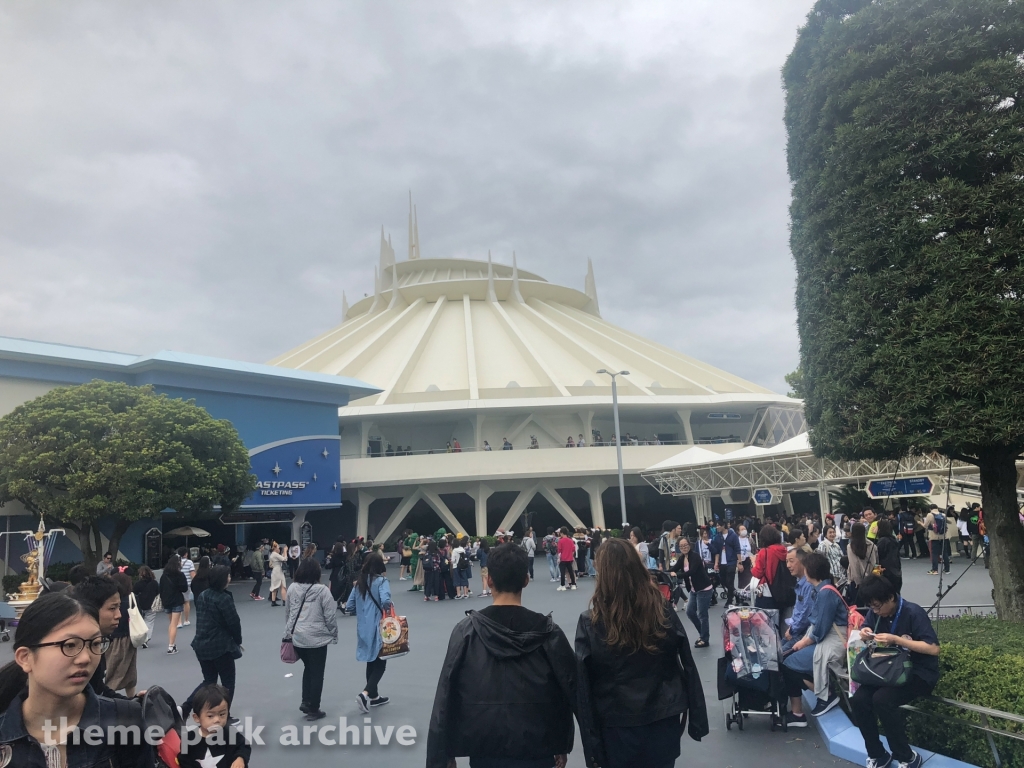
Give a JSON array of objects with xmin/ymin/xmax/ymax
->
[{"xmin": 642, "ymin": 449, "xmax": 975, "ymax": 497}]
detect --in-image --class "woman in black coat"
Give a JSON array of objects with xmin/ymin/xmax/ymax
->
[
  {"xmin": 576, "ymin": 539, "xmax": 708, "ymax": 768},
  {"xmin": 159, "ymin": 554, "xmax": 188, "ymax": 654},
  {"xmin": 671, "ymin": 537, "xmax": 715, "ymax": 647},
  {"xmin": 326, "ymin": 538, "xmax": 350, "ymax": 608},
  {"xmin": 874, "ymin": 519, "xmax": 903, "ymax": 595},
  {"xmin": 183, "ymin": 566, "xmax": 242, "ymax": 719}
]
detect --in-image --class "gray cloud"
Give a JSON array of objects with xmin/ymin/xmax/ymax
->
[{"xmin": 0, "ymin": 0, "xmax": 814, "ymax": 393}]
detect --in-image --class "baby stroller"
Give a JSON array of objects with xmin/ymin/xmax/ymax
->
[{"xmin": 717, "ymin": 605, "xmax": 787, "ymax": 732}]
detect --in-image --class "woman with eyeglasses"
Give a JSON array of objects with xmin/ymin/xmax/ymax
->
[{"xmin": 0, "ymin": 593, "xmax": 152, "ymax": 767}]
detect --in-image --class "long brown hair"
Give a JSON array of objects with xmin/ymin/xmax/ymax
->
[{"xmin": 590, "ymin": 538, "xmax": 668, "ymax": 654}]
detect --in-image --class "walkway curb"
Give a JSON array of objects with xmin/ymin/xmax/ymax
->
[{"xmin": 801, "ymin": 690, "xmax": 979, "ymax": 767}]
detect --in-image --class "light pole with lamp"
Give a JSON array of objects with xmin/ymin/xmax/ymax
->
[{"xmin": 597, "ymin": 369, "xmax": 629, "ymax": 528}]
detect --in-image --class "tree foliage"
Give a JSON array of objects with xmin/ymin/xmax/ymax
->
[
  {"xmin": 0, "ymin": 380, "xmax": 255, "ymax": 566},
  {"xmin": 784, "ymin": 367, "xmax": 806, "ymax": 400},
  {"xmin": 785, "ymin": 0, "xmax": 1024, "ymax": 461},
  {"xmin": 784, "ymin": 0, "xmax": 1024, "ymax": 618}
]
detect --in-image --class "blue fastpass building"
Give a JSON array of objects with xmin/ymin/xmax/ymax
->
[{"xmin": 0, "ymin": 336, "xmax": 379, "ymax": 572}]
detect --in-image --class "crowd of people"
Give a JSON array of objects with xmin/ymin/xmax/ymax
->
[{"xmin": 0, "ymin": 498, "xmax": 967, "ymax": 768}]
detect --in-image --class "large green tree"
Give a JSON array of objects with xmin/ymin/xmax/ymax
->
[
  {"xmin": 785, "ymin": 0, "xmax": 1024, "ymax": 618},
  {"xmin": 0, "ymin": 380, "xmax": 255, "ymax": 567}
]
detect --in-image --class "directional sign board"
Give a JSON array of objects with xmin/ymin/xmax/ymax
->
[
  {"xmin": 866, "ymin": 476, "xmax": 935, "ymax": 499},
  {"xmin": 753, "ymin": 488, "xmax": 779, "ymax": 506}
]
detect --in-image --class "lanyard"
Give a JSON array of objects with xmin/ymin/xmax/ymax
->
[{"xmin": 873, "ymin": 597, "xmax": 904, "ymax": 635}]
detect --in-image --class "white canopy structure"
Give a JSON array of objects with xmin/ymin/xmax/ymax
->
[{"xmin": 641, "ymin": 432, "xmax": 998, "ymax": 523}]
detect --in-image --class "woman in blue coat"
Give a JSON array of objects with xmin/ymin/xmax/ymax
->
[{"xmin": 346, "ymin": 552, "xmax": 393, "ymax": 712}]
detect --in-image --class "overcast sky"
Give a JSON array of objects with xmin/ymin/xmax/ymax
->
[{"xmin": 0, "ymin": 1, "xmax": 815, "ymax": 394}]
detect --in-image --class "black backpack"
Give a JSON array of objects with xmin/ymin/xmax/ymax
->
[
  {"xmin": 771, "ymin": 556, "xmax": 797, "ymax": 608},
  {"xmin": 545, "ymin": 536, "xmax": 559, "ymax": 557}
]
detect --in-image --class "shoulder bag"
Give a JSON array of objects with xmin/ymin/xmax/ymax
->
[
  {"xmin": 368, "ymin": 581, "xmax": 410, "ymax": 659},
  {"xmin": 280, "ymin": 587, "xmax": 311, "ymax": 664},
  {"xmin": 851, "ymin": 598, "xmax": 912, "ymax": 687},
  {"xmin": 127, "ymin": 593, "xmax": 149, "ymax": 648}
]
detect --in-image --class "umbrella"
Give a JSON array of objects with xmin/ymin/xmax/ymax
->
[{"xmin": 165, "ymin": 526, "xmax": 211, "ymax": 551}]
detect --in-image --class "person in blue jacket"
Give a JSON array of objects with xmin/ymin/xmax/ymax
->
[
  {"xmin": 346, "ymin": 552, "xmax": 393, "ymax": 713},
  {"xmin": 711, "ymin": 520, "xmax": 742, "ymax": 606}
]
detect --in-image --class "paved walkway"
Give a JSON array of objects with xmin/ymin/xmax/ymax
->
[{"xmin": 0, "ymin": 550, "xmax": 992, "ymax": 766}]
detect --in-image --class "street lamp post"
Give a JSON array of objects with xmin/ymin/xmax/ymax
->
[{"xmin": 597, "ymin": 369, "xmax": 629, "ymax": 528}]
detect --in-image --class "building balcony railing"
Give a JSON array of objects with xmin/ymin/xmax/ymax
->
[{"xmin": 345, "ymin": 436, "xmax": 743, "ymax": 460}]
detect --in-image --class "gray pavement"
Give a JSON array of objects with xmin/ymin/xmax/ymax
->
[{"xmin": 0, "ymin": 550, "xmax": 993, "ymax": 767}]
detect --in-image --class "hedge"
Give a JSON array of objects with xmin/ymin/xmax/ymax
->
[{"xmin": 905, "ymin": 617, "xmax": 1024, "ymax": 767}]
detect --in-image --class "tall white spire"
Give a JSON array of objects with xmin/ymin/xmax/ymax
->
[
  {"xmin": 368, "ymin": 266, "xmax": 381, "ymax": 313},
  {"xmin": 486, "ymin": 251, "xmax": 497, "ymax": 302},
  {"xmin": 408, "ymin": 191, "xmax": 421, "ymax": 260},
  {"xmin": 511, "ymin": 251, "xmax": 524, "ymax": 303},
  {"xmin": 380, "ymin": 226, "xmax": 395, "ymax": 286},
  {"xmin": 342, "ymin": 291, "xmax": 349, "ymax": 320},
  {"xmin": 584, "ymin": 258, "xmax": 601, "ymax": 316}
]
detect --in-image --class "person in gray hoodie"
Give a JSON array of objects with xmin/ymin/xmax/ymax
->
[
  {"xmin": 427, "ymin": 544, "xmax": 577, "ymax": 768},
  {"xmin": 283, "ymin": 558, "xmax": 338, "ymax": 721}
]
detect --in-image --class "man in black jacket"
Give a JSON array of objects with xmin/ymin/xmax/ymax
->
[{"xmin": 427, "ymin": 544, "xmax": 577, "ymax": 768}]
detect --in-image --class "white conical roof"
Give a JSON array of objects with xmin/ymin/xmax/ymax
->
[{"xmin": 270, "ymin": 255, "xmax": 777, "ymax": 409}]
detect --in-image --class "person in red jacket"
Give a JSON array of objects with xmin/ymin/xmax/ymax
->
[
  {"xmin": 751, "ymin": 524, "xmax": 788, "ymax": 610},
  {"xmin": 556, "ymin": 528, "xmax": 578, "ymax": 591}
]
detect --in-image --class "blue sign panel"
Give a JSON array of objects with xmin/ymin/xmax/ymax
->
[
  {"xmin": 867, "ymin": 476, "xmax": 934, "ymax": 499},
  {"xmin": 753, "ymin": 488, "xmax": 774, "ymax": 505},
  {"xmin": 241, "ymin": 435, "xmax": 341, "ymax": 509}
]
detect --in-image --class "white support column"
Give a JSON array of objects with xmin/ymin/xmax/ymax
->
[
  {"xmin": 421, "ymin": 488, "xmax": 468, "ymax": 537},
  {"xmin": 694, "ymin": 494, "xmax": 712, "ymax": 525},
  {"xmin": 817, "ymin": 482, "xmax": 829, "ymax": 527},
  {"xmin": 374, "ymin": 491, "xmax": 422, "ymax": 545},
  {"xmin": 467, "ymin": 483, "xmax": 493, "ymax": 536},
  {"xmin": 782, "ymin": 492, "xmax": 796, "ymax": 518},
  {"xmin": 675, "ymin": 410, "xmax": 694, "ymax": 445},
  {"xmin": 473, "ymin": 413, "xmax": 485, "ymax": 450},
  {"xmin": 579, "ymin": 410, "xmax": 594, "ymax": 444},
  {"xmin": 498, "ymin": 484, "xmax": 540, "ymax": 533},
  {"xmin": 357, "ymin": 490, "xmax": 375, "ymax": 538},
  {"xmin": 290, "ymin": 510, "xmax": 308, "ymax": 546},
  {"xmin": 538, "ymin": 485, "xmax": 586, "ymax": 530},
  {"xmin": 360, "ymin": 421, "xmax": 372, "ymax": 458},
  {"xmin": 583, "ymin": 480, "xmax": 607, "ymax": 530}
]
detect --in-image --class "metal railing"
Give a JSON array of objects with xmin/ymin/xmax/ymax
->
[
  {"xmin": 342, "ymin": 437, "xmax": 743, "ymax": 459},
  {"xmin": 903, "ymin": 696, "xmax": 1024, "ymax": 768}
]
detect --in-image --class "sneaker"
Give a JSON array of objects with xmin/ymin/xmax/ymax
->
[
  {"xmin": 141, "ymin": 643, "xmax": 148, "ymax": 649},
  {"xmin": 369, "ymin": 696, "xmax": 390, "ymax": 707},
  {"xmin": 897, "ymin": 752, "xmax": 922, "ymax": 768},
  {"xmin": 176, "ymin": 623, "xmax": 184, "ymax": 629},
  {"xmin": 183, "ymin": 620, "xmax": 191, "ymax": 626},
  {"xmin": 167, "ymin": 646, "xmax": 178, "ymax": 654},
  {"xmin": 556, "ymin": 586, "xmax": 567, "ymax": 591},
  {"xmin": 926, "ymin": 570, "xmax": 938, "ymax": 575},
  {"xmin": 785, "ymin": 712, "xmax": 807, "ymax": 728},
  {"xmin": 811, "ymin": 695, "xmax": 839, "ymax": 716},
  {"xmin": 304, "ymin": 710, "xmax": 327, "ymax": 721},
  {"xmin": 866, "ymin": 756, "xmax": 893, "ymax": 768},
  {"xmin": 570, "ymin": 585, "xmax": 577, "ymax": 590},
  {"xmin": 550, "ymin": 578, "xmax": 558, "ymax": 583},
  {"xmin": 300, "ymin": 702, "xmax": 314, "ymax": 714},
  {"xmin": 694, "ymin": 639, "xmax": 709, "ymax": 648},
  {"xmin": 356, "ymin": 692, "xmax": 370, "ymax": 713}
]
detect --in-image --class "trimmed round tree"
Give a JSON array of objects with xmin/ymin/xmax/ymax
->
[
  {"xmin": 0, "ymin": 380, "xmax": 256, "ymax": 567},
  {"xmin": 785, "ymin": 0, "xmax": 1024, "ymax": 618}
]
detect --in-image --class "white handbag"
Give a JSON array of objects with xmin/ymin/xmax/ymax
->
[{"xmin": 128, "ymin": 593, "xmax": 148, "ymax": 648}]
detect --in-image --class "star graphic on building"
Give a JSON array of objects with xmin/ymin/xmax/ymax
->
[
  {"xmin": 322, "ymin": 448, "xmax": 329, "ymax": 459},
  {"xmin": 296, "ymin": 456, "xmax": 304, "ymax": 468},
  {"xmin": 272, "ymin": 462, "xmax": 282, "ymax": 477},
  {"xmin": 333, "ymin": 482, "xmax": 338, "ymax": 490},
  {"xmin": 312, "ymin": 473, "xmax": 318, "ymax": 482},
  {"xmin": 196, "ymin": 748, "xmax": 224, "ymax": 768}
]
